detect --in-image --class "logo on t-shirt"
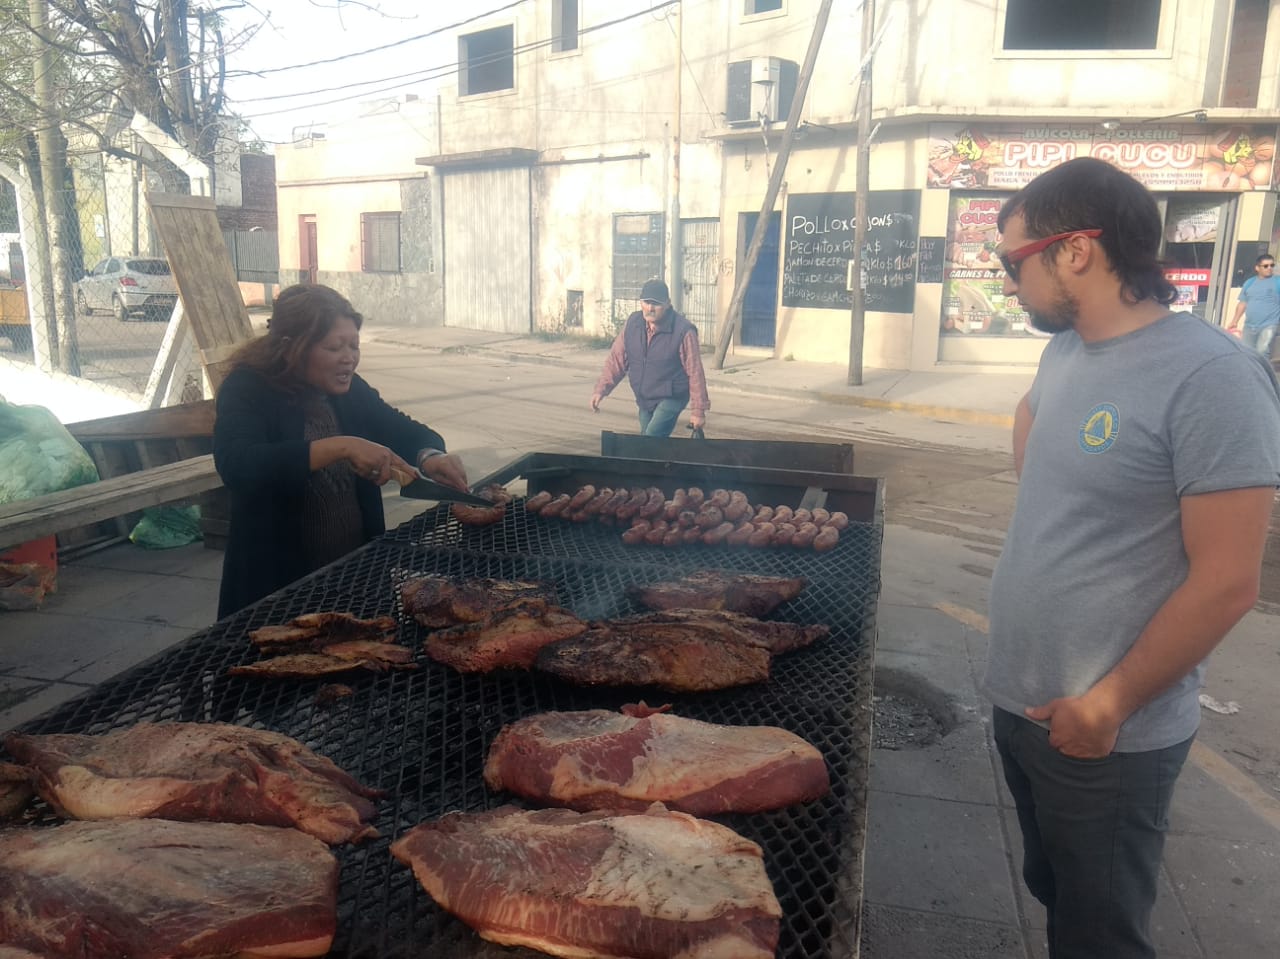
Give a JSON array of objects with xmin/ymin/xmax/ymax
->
[{"xmin": 1079, "ymin": 403, "xmax": 1119, "ymax": 454}]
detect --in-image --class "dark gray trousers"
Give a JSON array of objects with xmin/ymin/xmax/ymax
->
[{"xmin": 993, "ymin": 708, "xmax": 1192, "ymax": 959}]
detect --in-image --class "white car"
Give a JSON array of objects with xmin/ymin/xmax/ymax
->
[{"xmin": 75, "ymin": 257, "xmax": 179, "ymax": 321}]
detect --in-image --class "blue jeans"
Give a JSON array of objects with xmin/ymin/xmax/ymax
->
[
  {"xmin": 1241, "ymin": 324, "xmax": 1277, "ymax": 358},
  {"xmin": 993, "ymin": 708, "xmax": 1192, "ymax": 959},
  {"xmin": 637, "ymin": 396, "xmax": 688, "ymax": 437}
]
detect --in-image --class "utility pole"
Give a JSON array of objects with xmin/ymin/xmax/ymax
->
[
  {"xmin": 713, "ymin": 0, "xmax": 836, "ymax": 369},
  {"xmin": 668, "ymin": 0, "xmax": 683, "ymax": 298},
  {"xmin": 848, "ymin": 0, "xmax": 875, "ymax": 386}
]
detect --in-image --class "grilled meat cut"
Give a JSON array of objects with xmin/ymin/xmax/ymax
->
[
  {"xmin": 0, "ymin": 819, "xmax": 337, "ymax": 959},
  {"xmin": 400, "ymin": 575, "xmax": 558, "ymax": 628},
  {"xmin": 4, "ymin": 722, "xmax": 383, "ymax": 844},
  {"xmin": 484, "ymin": 702, "xmax": 830, "ymax": 814},
  {"xmin": 0, "ymin": 761, "xmax": 33, "ymax": 819},
  {"xmin": 536, "ymin": 627, "xmax": 772, "ymax": 692},
  {"xmin": 425, "ymin": 599, "xmax": 588, "ymax": 672},
  {"xmin": 608, "ymin": 607, "xmax": 830, "ymax": 654},
  {"xmin": 249, "ymin": 612, "xmax": 397, "ymax": 649},
  {"xmin": 451, "ymin": 482, "xmax": 512, "ymax": 527},
  {"xmin": 390, "ymin": 803, "xmax": 781, "ymax": 959},
  {"xmin": 626, "ymin": 570, "xmax": 808, "ymax": 617},
  {"xmin": 237, "ymin": 613, "xmax": 413, "ymax": 679}
]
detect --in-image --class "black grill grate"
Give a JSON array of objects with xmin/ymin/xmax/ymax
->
[{"xmin": 3, "ymin": 495, "xmax": 882, "ymax": 959}]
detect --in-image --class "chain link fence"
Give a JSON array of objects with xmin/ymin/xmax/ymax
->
[{"xmin": 1, "ymin": 145, "xmax": 276, "ymax": 417}]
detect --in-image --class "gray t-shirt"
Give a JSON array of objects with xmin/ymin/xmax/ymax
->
[{"xmin": 984, "ymin": 313, "xmax": 1280, "ymax": 751}]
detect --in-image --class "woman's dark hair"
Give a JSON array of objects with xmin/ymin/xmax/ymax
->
[
  {"xmin": 997, "ymin": 157, "xmax": 1177, "ymax": 306},
  {"xmin": 228, "ymin": 284, "xmax": 363, "ymax": 393}
]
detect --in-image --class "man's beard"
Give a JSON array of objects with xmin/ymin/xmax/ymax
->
[{"xmin": 1027, "ymin": 286, "xmax": 1079, "ymax": 334}]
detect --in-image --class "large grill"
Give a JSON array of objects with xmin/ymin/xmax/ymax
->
[{"xmin": 3, "ymin": 451, "xmax": 884, "ymax": 959}]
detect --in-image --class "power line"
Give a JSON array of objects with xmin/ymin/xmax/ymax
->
[{"xmin": 236, "ymin": 0, "xmax": 680, "ymax": 122}]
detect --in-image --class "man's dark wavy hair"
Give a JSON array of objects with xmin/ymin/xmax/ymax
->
[{"xmin": 997, "ymin": 157, "xmax": 1177, "ymax": 306}]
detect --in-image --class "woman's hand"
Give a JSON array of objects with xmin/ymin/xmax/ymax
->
[
  {"xmin": 342, "ymin": 437, "xmax": 396, "ymax": 485},
  {"xmin": 420, "ymin": 452, "xmax": 469, "ymax": 491}
]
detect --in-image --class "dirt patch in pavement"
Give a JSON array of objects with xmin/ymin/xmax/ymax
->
[{"xmin": 872, "ymin": 668, "xmax": 960, "ymax": 750}]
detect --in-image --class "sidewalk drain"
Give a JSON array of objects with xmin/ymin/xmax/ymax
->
[{"xmin": 872, "ymin": 667, "xmax": 960, "ymax": 750}]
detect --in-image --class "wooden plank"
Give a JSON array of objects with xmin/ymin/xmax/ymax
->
[
  {"xmin": 66, "ymin": 400, "xmax": 216, "ymax": 443},
  {"xmin": 0, "ymin": 455, "xmax": 223, "ymax": 551},
  {"xmin": 145, "ymin": 192, "xmax": 254, "ymax": 390}
]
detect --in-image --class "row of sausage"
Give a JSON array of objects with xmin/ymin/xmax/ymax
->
[{"xmin": 525, "ymin": 484, "xmax": 848, "ymax": 551}]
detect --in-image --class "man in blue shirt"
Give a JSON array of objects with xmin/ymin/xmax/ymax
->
[{"xmin": 1228, "ymin": 253, "xmax": 1280, "ymax": 357}]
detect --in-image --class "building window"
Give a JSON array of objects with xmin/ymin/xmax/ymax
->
[
  {"xmin": 459, "ymin": 25, "xmax": 515, "ymax": 95},
  {"xmin": 552, "ymin": 0, "xmax": 579, "ymax": 53},
  {"xmin": 565, "ymin": 289, "xmax": 584, "ymax": 327},
  {"xmin": 746, "ymin": 0, "xmax": 784, "ymax": 14},
  {"xmin": 361, "ymin": 213, "xmax": 401, "ymax": 274},
  {"xmin": 1004, "ymin": 0, "xmax": 1160, "ymax": 50}
]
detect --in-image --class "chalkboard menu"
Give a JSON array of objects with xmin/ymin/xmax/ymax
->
[
  {"xmin": 781, "ymin": 191, "xmax": 921, "ymax": 313},
  {"xmin": 917, "ymin": 236, "xmax": 945, "ymax": 284}
]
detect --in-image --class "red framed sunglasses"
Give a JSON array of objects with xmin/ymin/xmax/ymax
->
[{"xmin": 998, "ymin": 229, "xmax": 1103, "ymax": 280}]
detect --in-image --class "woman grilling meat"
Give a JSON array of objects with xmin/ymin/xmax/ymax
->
[{"xmin": 213, "ymin": 284, "xmax": 468, "ymax": 618}]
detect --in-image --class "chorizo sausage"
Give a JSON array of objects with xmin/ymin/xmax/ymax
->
[
  {"xmin": 726, "ymin": 522, "xmax": 755, "ymax": 546},
  {"xmin": 827, "ymin": 511, "xmax": 850, "ymax": 530},
  {"xmin": 603, "ymin": 487, "xmax": 632, "ymax": 516},
  {"xmin": 662, "ymin": 528, "xmax": 684, "ymax": 547},
  {"xmin": 616, "ymin": 487, "xmax": 649, "ymax": 521},
  {"xmin": 723, "ymin": 491, "xmax": 751, "ymax": 522},
  {"xmin": 628, "ymin": 519, "xmax": 653, "ymax": 536},
  {"xmin": 813, "ymin": 526, "xmax": 840, "ymax": 552},
  {"xmin": 792, "ymin": 522, "xmax": 819, "ymax": 548},
  {"xmin": 684, "ymin": 486, "xmax": 706, "ymax": 508},
  {"xmin": 525, "ymin": 490, "xmax": 553, "ymax": 513},
  {"xmin": 583, "ymin": 487, "xmax": 614, "ymax": 515},
  {"xmin": 753, "ymin": 505, "xmax": 775, "ymax": 525},
  {"xmin": 772, "ymin": 523, "xmax": 798, "ymax": 546},
  {"xmin": 540, "ymin": 493, "xmax": 572, "ymax": 517},
  {"xmin": 671, "ymin": 488, "xmax": 688, "ymax": 511},
  {"xmin": 708, "ymin": 488, "xmax": 731, "ymax": 509},
  {"xmin": 662, "ymin": 499, "xmax": 682, "ymax": 522},
  {"xmin": 568, "ymin": 485, "xmax": 596, "ymax": 510},
  {"xmin": 676, "ymin": 510, "xmax": 699, "ymax": 529},
  {"xmin": 702, "ymin": 521, "xmax": 735, "ymax": 546},
  {"xmin": 792, "ymin": 508, "xmax": 813, "ymax": 526},
  {"xmin": 682, "ymin": 526, "xmax": 705, "ymax": 544},
  {"xmin": 694, "ymin": 505, "xmax": 724, "ymax": 529},
  {"xmin": 748, "ymin": 523, "xmax": 776, "ymax": 548},
  {"xmin": 637, "ymin": 487, "xmax": 666, "ymax": 519},
  {"xmin": 811, "ymin": 507, "xmax": 831, "ymax": 527},
  {"xmin": 643, "ymin": 520, "xmax": 670, "ymax": 545},
  {"xmin": 621, "ymin": 526, "xmax": 647, "ymax": 545},
  {"xmin": 772, "ymin": 505, "xmax": 794, "ymax": 525}
]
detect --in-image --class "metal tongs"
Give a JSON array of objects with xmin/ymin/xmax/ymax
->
[{"xmin": 395, "ymin": 468, "xmax": 495, "ymax": 506}]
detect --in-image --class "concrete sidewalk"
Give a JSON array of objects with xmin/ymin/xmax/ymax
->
[
  {"xmin": 2, "ymin": 330, "xmax": 1276, "ymax": 959},
  {"xmin": 358, "ymin": 324, "xmax": 1035, "ymax": 429}
]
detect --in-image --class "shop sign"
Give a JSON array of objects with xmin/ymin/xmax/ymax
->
[
  {"xmin": 1165, "ymin": 268, "xmax": 1211, "ymax": 313},
  {"xmin": 927, "ymin": 123, "xmax": 1277, "ymax": 192},
  {"xmin": 939, "ymin": 194, "xmax": 1041, "ymax": 338}
]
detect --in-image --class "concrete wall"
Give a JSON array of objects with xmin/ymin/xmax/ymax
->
[{"xmin": 275, "ymin": 99, "xmax": 443, "ymax": 325}]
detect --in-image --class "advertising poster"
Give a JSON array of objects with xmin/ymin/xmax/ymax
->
[
  {"xmin": 1165, "ymin": 268, "xmax": 1211, "ymax": 313},
  {"xmin": 940, "ymin": 194, "xmax": 1036, "ymax": 337},
  {"xmin": 928, "ymin": 123, "xmax": 1277, "ymax": 192}
]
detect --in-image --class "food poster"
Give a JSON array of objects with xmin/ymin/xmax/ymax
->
[
  {"xmin": 1164, "ymin": 269, "xmax": 1211, "ymax": 313},
  {"xmin": 928, "ymin": 123, "xmax": 1277, "ymax": 192},
  {"xmin": 940, "ymin": 194, "xmax": 1037, "ymax": 337}
]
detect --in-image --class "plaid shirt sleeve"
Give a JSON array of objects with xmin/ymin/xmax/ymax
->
[
  {"xmin": 593, "ymin": 330, "xmax": 628, "ymax": 397},
  {"xmin": 681, "ymin": 330, "xmax": 710, "ymax": 414}
]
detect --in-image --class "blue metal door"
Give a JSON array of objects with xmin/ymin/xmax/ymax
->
[{"xmin": 740, "ymin": 212, "xmax": 780, "ymax": 348}]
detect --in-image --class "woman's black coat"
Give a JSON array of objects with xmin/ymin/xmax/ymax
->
[{"xmin": 213, "ymin": 366, "xmax": 445, "ymax": 618}]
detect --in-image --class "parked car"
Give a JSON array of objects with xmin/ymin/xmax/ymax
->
[{"xmin": 74, "ymin": 257, "xmax": 178, "ymax": 321}]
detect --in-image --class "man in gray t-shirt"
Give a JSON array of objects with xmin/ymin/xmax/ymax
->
[{"xmin": 986, "ymin": 158, "xmax": 1280, "ymax": 959}]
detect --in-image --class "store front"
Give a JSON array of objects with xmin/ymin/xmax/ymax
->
[{"xmin": 927, "ymin": 122, "xmax": 1277, "ymax": 364}]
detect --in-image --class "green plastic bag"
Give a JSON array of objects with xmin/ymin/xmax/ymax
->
[
  {"xmin": 0, "ymin": 396, "xmax": 99, "ymax": 504},
  {"xmin": 129, "ymin": 505, "xmax": 203, "ymax": 549}
]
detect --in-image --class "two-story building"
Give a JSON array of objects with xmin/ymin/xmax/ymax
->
[{"xmin": 273, "ymin": 0, "xmax": 1280, "ymax": 371}]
